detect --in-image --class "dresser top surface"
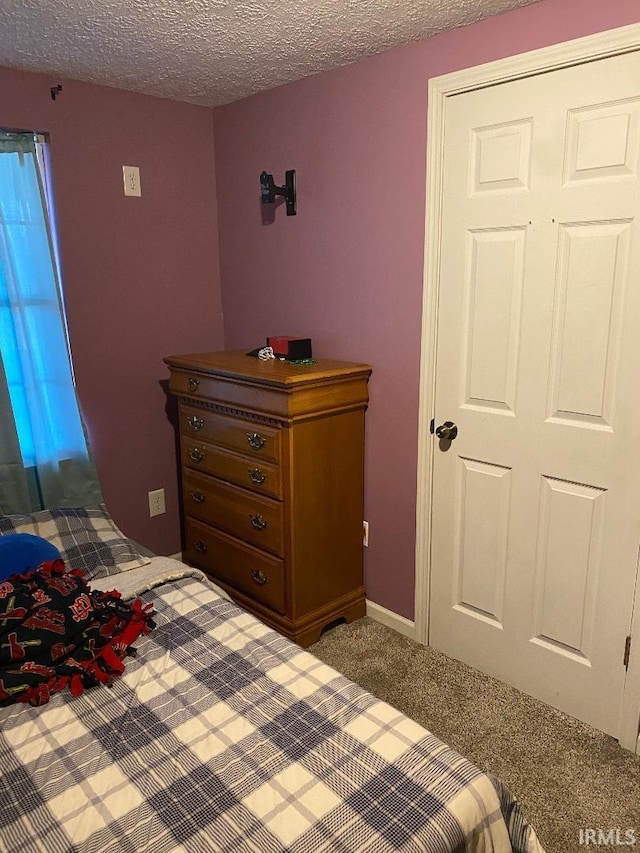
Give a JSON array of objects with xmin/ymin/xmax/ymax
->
[{"xmin": 165, "ymin": 350, "xmax": 371, "ymax": 388}]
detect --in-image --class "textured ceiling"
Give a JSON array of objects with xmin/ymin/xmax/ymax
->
[{"xmin": 0, "ymin": 0, "xmax": 543, "ymax": 107}]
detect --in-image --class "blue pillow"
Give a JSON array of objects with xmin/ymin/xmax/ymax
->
[{"xmin": 0, "ymin": 533, "xmax": 61, "ymax": 580}]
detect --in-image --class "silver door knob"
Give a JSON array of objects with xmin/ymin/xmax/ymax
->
[{"xmin": 435, "ymin": 421, "xmax": 458, "ymax": 441}]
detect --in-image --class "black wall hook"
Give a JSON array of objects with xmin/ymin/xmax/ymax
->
[
  {"xmin": 260, "ymin": 170, "xmax": 296, "ymax": 216},
  {"xmin": 50, "ymin": 85, "xmax": 63, "ymax": 101}
]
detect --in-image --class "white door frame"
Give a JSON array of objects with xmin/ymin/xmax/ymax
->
[{"xmin": 415, "ymin": 22, "xmax": 640, "ymax": 751}]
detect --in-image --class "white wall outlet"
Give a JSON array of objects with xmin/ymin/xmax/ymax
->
[
  {"xmin": 123, "ymin": 165, "xmax": 141, "ymax": 197},
  {"xmin": 363, "ymin": 520, "xmax": 369, "ymax": 547},
  {"xmin": 148, "ymin": 488, "xmax": 165, "ymax": 517}
]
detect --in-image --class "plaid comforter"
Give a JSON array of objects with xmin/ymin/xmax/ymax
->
[{"xmin": 0, "ymin": 563, "xmax": 544, "ymax": 852}]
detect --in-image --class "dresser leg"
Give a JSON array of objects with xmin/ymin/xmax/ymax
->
[{"xmin": 296, "ymin": 599, "xmax": 367, "ymax": 648}]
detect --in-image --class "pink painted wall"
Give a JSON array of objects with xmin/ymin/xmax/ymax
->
[
  {"xmin": 213, "ymin": 0, "xmax": 640, "ymax": 619},
  {"xmin": 1, "ymin": 67, "xmax": 223, "ymax": 555}
]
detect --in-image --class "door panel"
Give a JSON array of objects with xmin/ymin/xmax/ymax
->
[
  {"xmin": 531, "ymin": 476, "xmax": 604, "ymax": 661},
  {"xmin": 464, "ymin": 228, "xmax": 525, "ymax": 412},
  {"xmin": 455, "ymin": 458, "xmax": 510, "ymax": 626}
]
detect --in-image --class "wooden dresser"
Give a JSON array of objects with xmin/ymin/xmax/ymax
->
[{"xmin": 164, "ymin": 350, "xmax": 371, "ymax": 647}]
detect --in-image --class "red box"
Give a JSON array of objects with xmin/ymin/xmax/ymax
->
[{"xmin": 267, "ymin": 336, "xmax": 313, "ymax": 360}]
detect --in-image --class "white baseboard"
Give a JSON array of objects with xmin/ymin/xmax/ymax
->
[{"xmin": 365, "ymin": 600, "xmax": 416, "ymax": 641}]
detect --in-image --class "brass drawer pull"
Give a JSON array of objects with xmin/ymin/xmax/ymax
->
[
  {"xmin": 187, "ymin": 415, "xmax": 204, "ymax": 431},
  {"xmin": 248, "ymin": 468, "xmax": 267, "ymax": 485},
  {"xmin": 189, "ymin": 447, "xmax": 205, "ymax": 463},
  {"xmin": 190, "ymin": 490, "xmax": 206, "ymax": 503},
  {"xmin": 187, "ymin": 376, "xmax": 200, "ymax": 392},
  {"xmin": 194, "ymin": 540, "xmax": 208, "ymax": 553},
  {"xmin": 251, "ymin": 569, "xmax": 268, "ymax": 585},
  {"xmin": 249, "ymin": 513, "xmax": 268, "ymax": 530},
  {"xmin": 247, "ymin": 432, "xmax": 266, "ymax": 450}
]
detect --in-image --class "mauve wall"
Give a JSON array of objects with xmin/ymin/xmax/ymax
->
[
  {"xmin": 213, "ymin": 0, "xmax": 640, "ymax": 620},
  {"xmin": 1, "ymin": 67, "xmax": 223, "ymax": 555}
]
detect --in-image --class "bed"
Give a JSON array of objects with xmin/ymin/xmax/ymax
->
[{"xmin": 0, "ymin": 508, "xmax": 544, "ymax": 852}]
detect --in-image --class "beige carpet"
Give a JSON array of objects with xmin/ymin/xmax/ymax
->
[{"xmin": 310, "ymin": 617, "xmax": 640, "ymax": 853}]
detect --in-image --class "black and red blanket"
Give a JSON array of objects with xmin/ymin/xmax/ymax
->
[{"xmin": 0, "ymin": 559, "xmax": 155, "ymax": 706}]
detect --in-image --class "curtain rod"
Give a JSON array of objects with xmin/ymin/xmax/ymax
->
[{"xmin": 0, "ymin": 127, "xmax": 48, "ymax": 142}]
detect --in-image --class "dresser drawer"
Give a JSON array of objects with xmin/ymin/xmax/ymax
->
[
  {"xmin": 185, "ymin": 518, "xmax": 286, "ymax": 614},
  {"xmin": 184, "ymin": 469, "xmax": 284, "ymax": 556},
  {"xmin": 180, "ymin": 403, "xmax": 281, "ymax": 465},
  {"xmin": 181, "ymin": 436, "xmax": 283, "ymax": 499}
]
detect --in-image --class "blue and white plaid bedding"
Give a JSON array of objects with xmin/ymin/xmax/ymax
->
[{"xmin": 0, "ymin": 564, "xmax": 544, "ymax": 852}]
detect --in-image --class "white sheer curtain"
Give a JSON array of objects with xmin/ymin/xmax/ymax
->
[{"xmin": 0, "ymin": 131, "xmax": 102, "ymax": 513}]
